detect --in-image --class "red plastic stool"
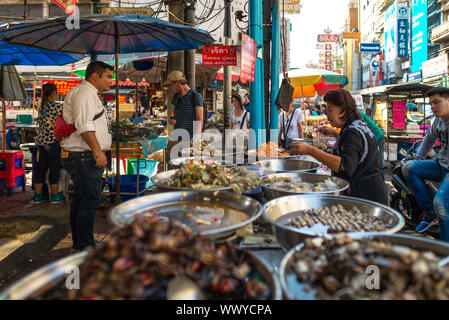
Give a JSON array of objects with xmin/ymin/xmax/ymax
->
[{"xmin": 0, "ymin": 150, "xmax": 26, "ymax": 196}]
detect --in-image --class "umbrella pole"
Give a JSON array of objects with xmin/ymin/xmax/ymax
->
[
  {"xmin": 1, "ymin": 98, "xmax": 6, "ymax": 150},
  {"xmin": 32, "ymin": 67, "xmax": 36, "ymax": 124},
  {"xmin": 135, "ymin": 83, "xmax": 138, "ymax": 114},
  {"xmin": 114, "ymin": 23, "xmax": 121, "ymax": 204}
]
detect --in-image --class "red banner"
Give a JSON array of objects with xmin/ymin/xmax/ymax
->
[
  {"xmin": 52, "ymin": 0, "xmax": 77, "ymax": 15},
  {"xmin": 42, "ymin": 80, "xmax": 81, "ymax": 95},
  {"xmin": 202, "ymin": 46, "xmax": 237, "ymax": 66},
  {"xmin": 240, "ymin": 33, "xmax": 256, "ymax": 83},
  {"xmin": 317, "ymin": 34, "xmax": 340, "ymax": 42}
]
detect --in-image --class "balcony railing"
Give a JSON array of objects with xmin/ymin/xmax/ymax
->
[{"xmin": 431, "ymin": 20, "xmax": 449, "ymax": 42}]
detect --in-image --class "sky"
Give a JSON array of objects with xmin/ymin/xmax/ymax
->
[{"xmin": 286, "ymin": 0, "xmax": 350, "ymax": 69}]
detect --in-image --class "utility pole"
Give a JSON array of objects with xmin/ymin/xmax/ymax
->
[
  {"xmin": 185, "ymin": 1, "xmax": 196, "ymax": 89},
  {"xmin": 166, "ymin": 0, "xmax": 185, "ymax": 136},
  {"xmin": 223, "ymin": 0, "xmax": 232, "ymax": 143},
  {"xmin": 269, "ymin": 0, "xmax": 280, "ymax": 142}
]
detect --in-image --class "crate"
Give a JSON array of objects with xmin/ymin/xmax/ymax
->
[{"xmin": 0, "ymin": 150, "xmax": 26, "ymax": 195}]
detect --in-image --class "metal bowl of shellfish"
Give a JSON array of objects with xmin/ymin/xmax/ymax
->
[
  {"xmin": 252, "ymin": 159, "xmax": 320, "ymax": 175},
  {"xmin": 260, "ymin": 172, "xmax": 350, "ymax": 201},
  {"xmin": 109, "ymin": 191, "xmax": 263, "ymax": 239},
  {"xmin": 262, "ymin": 194, "xmax": 405, "ymax": 251},
  {"xmin": 169, "ymin": 156, "xmax": 236, "ymax": 169},
  {"xmin": 151, "ymin": 169, "xmax": 234, "ymax": 192},
  {"xmin": 0, "ymin": 248, "xmax": 282, "ymax": 300},
  {"xmin": 279, "ymin": 233, "xmax": 449, "ymax": 300},
  {"xmin": 246, "ymin": 150, "xmax": 302, "ymax": 162}
]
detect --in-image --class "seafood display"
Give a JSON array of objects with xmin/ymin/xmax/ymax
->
[
  {"xmin": 268, "ymin": 176, "xmax": 339, "ymax": 193},
  {"xmin": 286, "ymin": 234, "xmax": 449, "ymax": 300},
  {"xmin": 32, "ymin": 217, "xmax": 271, "ymax": 300},
  {"xmin": 185, "ymin": 141, "xmax": 222, "ymax": 157},
  {"xmin": 164, "ymin": 163, "xmax": 259, "ymax": 193},
  {"xmin": 278, "ymin": 204, "xmax": 389, "ymax": 233},
  {"xmin": 251, "ymin": 142, "xmax": 290, "ymax": 158}
]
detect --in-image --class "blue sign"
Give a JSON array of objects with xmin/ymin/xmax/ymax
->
[
  {"xmin": 397, "ymin": 4, "xmax": 409, "ymax": 57},
  {"xmin": 359, "ymin": 43, "xmax": 381, "ymax": 52},
  {"xmin": 384, "ymin": 2, "xmax": 397, "ymax": 63},
  {"xmin": 411, "ymin": 0, "xmax": 428, "ymax": 73},
  {"xmin": 409, "ymin": 70, "xmax": 422, "ymax": 81}
]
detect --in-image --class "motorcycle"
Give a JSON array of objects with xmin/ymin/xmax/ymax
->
[{"xmin": 390, "ymin": 140, "xmax": 440, "ymax": 236}]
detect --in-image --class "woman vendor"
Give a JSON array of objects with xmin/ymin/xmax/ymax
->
[{"xmin": 290, "ymin": 88, "xmax": 388, "ymax": 205}]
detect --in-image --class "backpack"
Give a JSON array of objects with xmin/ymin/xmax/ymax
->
[
  {"xmin": 190, "ymin": 91, "xmax": 208, "ymax": 130},
  {"xmin": 54, "ymin": 109, "xmax": 105, "ymax": 142}
]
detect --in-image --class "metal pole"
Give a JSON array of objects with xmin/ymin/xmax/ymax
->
[
  {"xmin": 269, "ymin": 0, "xmax": 280, "ymax": 140},
  {"xmin": 249, "ymin": 0, "xmax": 264, "ymax": 149},
  {"xmin": 1, "ymin": 98, "xmax": 6, "ymax": 150},
  {"xmin": 24, "ymin": 0, "xmax": 27, "ymax": 19},
  {"xmin": 114, "ymin": 23, "xmax": 121, "ymax": 203},
  {"xmin": 185, "ymin": 2, "xmax": 196, "ymax": 89},
  {"xmin": 223, "ymin": 0, "xmax": 232, "ymax": 146}
]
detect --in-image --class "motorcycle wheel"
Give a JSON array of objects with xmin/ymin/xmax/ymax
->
[{"xmin": 391, "ymin": 192, "xmax": 416, "ymax": 228}]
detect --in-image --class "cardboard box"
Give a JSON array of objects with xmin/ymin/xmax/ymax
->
[{"xmin": 387, "ymin": 143, "xmax": 397, "ymax": 161}]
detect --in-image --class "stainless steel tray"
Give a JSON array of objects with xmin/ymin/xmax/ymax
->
[
  {"xmin": 0, "ymin": 248, "xmax": 282, "ymax": 300},
  {"xmin": 109, "ymin": 190, "xmax": 263, "ymax": 239},
  {"xmin": 263, "ymin": 194, "xmax": 405, "ymax": 250},
  {"xmin": 260, "ymin": 172, "xmax": 349, "ymax": 200},
  {"xmin": 151, "ymin": 169, "xmax": 233, "ymax": 192},
  {"xmin": 252, "ymin": 159, "xmax": 320, "ymax": 175},
  {"xmin": 246, "ymin": 149, "xmax": 301, "ymax": 162},
  {"xmin": 280, "ymin": 233, "xmax": 449, "ymax": 300}
]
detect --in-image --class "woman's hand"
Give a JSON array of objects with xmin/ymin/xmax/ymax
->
[
  {"xmin": 169, "ymin": 115, "xmax": 176, "ymax": 125},
  {"xmin": 290, "ymin": 141, "xmax": 312, "ymax": 155},
  {"xmin": 315, "ymin": 125, "xmax": 339, "ymax": 138}
]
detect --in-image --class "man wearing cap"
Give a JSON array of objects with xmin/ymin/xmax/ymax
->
[{"xmin": 165, "ymin": 71, "xmax": 204, "ymax": 138}]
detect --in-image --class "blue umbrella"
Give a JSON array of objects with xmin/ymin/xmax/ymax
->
[
  {"xmin": 0, "ymin": 41, "xmax": 84, "ymax": 66},
  {"xmin": 0, "ymin": 14, "xmax": 215, "ymax": 202},
  {"xmin": 0, "ymin": 15, "xmax": 214, "ymax": 54}
]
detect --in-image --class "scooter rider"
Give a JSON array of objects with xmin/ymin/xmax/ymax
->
[{"xmin": 403, "ymin": 87, "xmax": 449, "ymax": 240}]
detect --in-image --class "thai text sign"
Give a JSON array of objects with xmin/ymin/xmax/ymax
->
[
  {"xmin": 41, "ymin": 80, "xmax": 81, "ymax": 95},
  {"xmin": 317, "ymin": 34, "xmax": 340, "ymax": 42},
  {"xmin": 281, "ymin": 0, "xmax": 301, "ymax": 14},
  {"xmin": 202, "ymin": 46, "xmax": 237, "ymax": 66},
  {"xmin": 240, "ymin": 33, "xmax": 256, "ymax": 83},
  {"xmin": 397, "ymin": 4, "xmax": 409, "ymax": 58},
  {"xmin": 422, "ymin": 54, "xmax": 448, "ymax": 79}
]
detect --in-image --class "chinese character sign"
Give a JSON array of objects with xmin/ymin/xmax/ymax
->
[
  {"xmin": 317, "ymin": 34, "xmax": 340, "ymax": 42},
  {"xmin": 42, "ymin": 80, "xmax": 81, "ymax": 95},
  {"xmin": 397, "ymin": 4, "xmax": 409, "ymax": 58},
  {"xmin": 202, "ymin": 46, "xmax": 237, "ymax": 66},
  {"xmin": 240, "ymin": 33, "xmax": 256, "ymax": 83}
]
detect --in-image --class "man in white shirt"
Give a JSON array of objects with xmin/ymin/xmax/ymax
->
[{"xmin": 60, "ymin": 61, "xmax": 113, "ymax": 253}]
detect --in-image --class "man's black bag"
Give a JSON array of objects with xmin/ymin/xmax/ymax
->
[{"xmin": 276, "ymin": 78, "xmax": 294, "ymax": 112}]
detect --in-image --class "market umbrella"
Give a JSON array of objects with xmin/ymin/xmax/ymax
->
[
  {"xmin": 0, "ymin": 65, "xmax": 27, "ymax": 150},
  {"xmin": 286, "ymin": 68, "xmax": 348, "ymax": 98},
  {"xmin": 0, "ymin": 14, "xmax": 215, "ymax": 202},
  {"xmin": 118, "ymin": 55, "xmax": 166, "ymax": 83}
]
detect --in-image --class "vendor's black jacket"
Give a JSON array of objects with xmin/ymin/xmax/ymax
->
[{"xmin": 332, "ymin": 118, "xmax": 388, "ymax": 205}]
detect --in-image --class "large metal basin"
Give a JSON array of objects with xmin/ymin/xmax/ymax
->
[
  {"xmin": 263, "ymin": 194, "xmax": 405, "ymax": 251},
  {"xmin": 151, "ymin": 169, "xmax": 233, "ymax": 192},
  {"xmin": 252, "ymin": 159, "xmax": 319, "ymax": 175},
  {"xmin": 260, "ymin": 172, "xmax": 349, "ymax": 201},
  {"xmin": 109, "ymin": 191, "xmax": 263, "ymax": 239},
  {"xmin": 169, "ymin": 156, "xmax": 235, "ymax": 169},
  {"xmin": 0, "ymin": 248, "xmax": 282, "ymax": 300},
  {"xmin": 280, "ymin": 233, "xmax": 449, "ymax": 300}
]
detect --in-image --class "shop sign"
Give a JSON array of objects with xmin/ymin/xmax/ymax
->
[
  {"xmin": 408, "ymin": 70, "xmax": 422, "ymax": 81},
  {"xmin": 342, "ymin": 32, "xmax": 361, "ymax": 40},
  {"xmin": 101, "ymin": 7, "xmax": 155, "ymax": 16},
  {"xmin": 422, "ymin": 54, "xmax": 448, "ymax": 79},
  {"xmin": 325, "ymin": 51, "xmax": 332, "ymax": 57},
  {"xmin": 52, "ymin": 0, "xmax": 76, "ymax": 14},
  {"xmin": 281, "ymin": 0, "xmax": 301, "ymax": 14},
  {"xmin": 411, "ymin": 0, "xmax": 428, "ymax": 72},
  {"xmin": 336, "ymin": 59, "xmax": 343, "ymax": 68},
  {"xmin": 384, "ymin": 2, "xmax": 397, "ymax": 63},
  {"xmin": 397, "ymin": 4, "xmax": 409, "ymax": 58},
  {"xmin": 240, "ymin": 33, "xmax": 256, "ymax": 83},
  {"xmin": 202, "ymin": 46, "xmax": 237, "ymax": 66},
  {"xmin": 359, "ymin": 43, "xmax": 381, "ymax": 52},
  {"xmin": 41, "ymin": 80, "xmax": 81, "ymax": 95},
  {"xmin": 317, "ymin": 34, "xmax": 340, "ymax": 42},
  {"xmin": 325, "ymin": 44, "xmax": 332, "ymax": 50}
]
